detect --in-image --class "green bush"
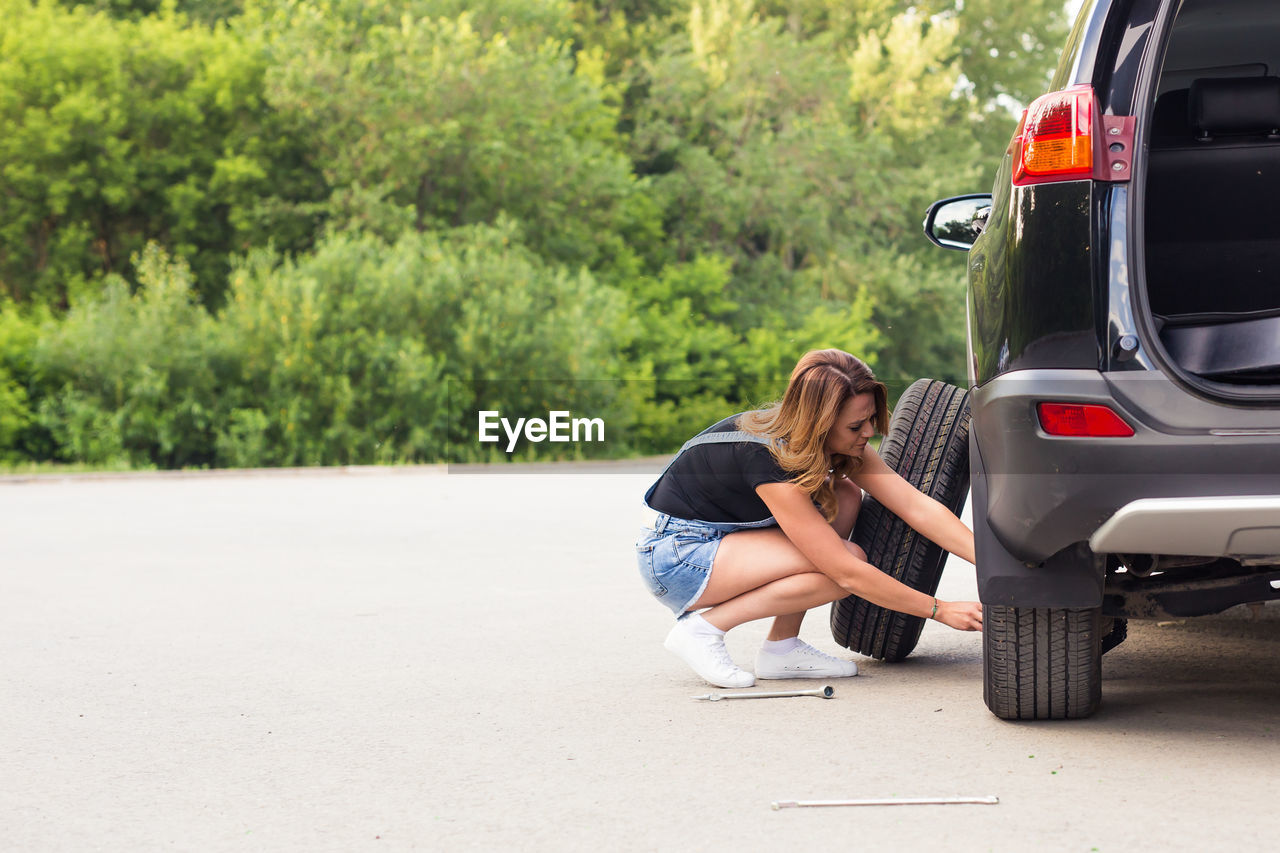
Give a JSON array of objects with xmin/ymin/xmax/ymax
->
[
  {"xmin": 27, "ymin": 229, "xmax": 637, "ymax": 467},
  {"xmin": 0, "ymin": 302, "xmax": 40, "ymax": 460},
  {"xmin": 0, "ymin": 369, "xmax": 30, "ymax": 461},
  {"xmin": 32, "ymin": 245, "xmax": 222, "ymax": 467},
  {"xmin": 214, "ymin": 234, "xmax": 449, "ymax": 466},
  {"xmin": 218, "ymin": 224, "xmax": 632, "ymax": 464}
]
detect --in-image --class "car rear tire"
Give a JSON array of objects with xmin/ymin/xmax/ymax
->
[
  {"xmin": 983, "ymin": 605, "xmax": 1103, "ymax": 720},
  {"xmin": 829, "ymin": 378, "xmax": 971, "ymax": 661}
]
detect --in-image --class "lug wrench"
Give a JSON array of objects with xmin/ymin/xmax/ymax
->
[
  {"xmin": 772, "ymin": 796, "xmax": 999, "ymax": 809},
  {"xmin": 691, "ymin": 685, "xmax": 835, "ymax": 701}
]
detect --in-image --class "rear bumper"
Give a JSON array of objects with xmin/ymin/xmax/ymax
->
[
  {"xmin": 1090, "ymin": 496, "xmax": 1280, "ymax": 559},
  {"xmin": 972, "ymin": 369, "xmax": 1280, "ymax": 563}
]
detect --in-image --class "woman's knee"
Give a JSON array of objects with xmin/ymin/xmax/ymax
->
[
  {"xmin": 843, "ymin": 539, "xmax": 867, "ymax": 562},
  {"xmin": 777, "ymin": 570, "xmax": 846, "ymax": 603}
]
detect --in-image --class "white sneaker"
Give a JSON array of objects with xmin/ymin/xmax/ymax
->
[
  {"xmin": 663, "ymin": 619, "xmax": 755, "ymax": 688},
  {"xmin": 755, "ymin": 641, "xmax": 858, "ymax": 679}
]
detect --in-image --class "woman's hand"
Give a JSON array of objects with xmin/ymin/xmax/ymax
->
[{"xmin": 934, "ymin": 600, "xmax": 983, "ymax": 631}]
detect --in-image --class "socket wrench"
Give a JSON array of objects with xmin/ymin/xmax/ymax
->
[{"xmin": 691, "ymin": 685, "xmax": 835, "ymax": 701}]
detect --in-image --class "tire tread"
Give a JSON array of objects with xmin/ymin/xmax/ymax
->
[
  {"xmin": 830, "ymin": 379, "xmax": 971, "ymax": 661},
  {"xmin": 983, "ymin": 605, "xmax": 1101, "ymax": 720}
]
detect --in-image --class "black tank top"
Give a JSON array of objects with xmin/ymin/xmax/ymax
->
[{"xmin": 645, "ymin": 414, "xmax": 792, "ymax": 523}]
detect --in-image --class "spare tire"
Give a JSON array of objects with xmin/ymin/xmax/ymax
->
[{"xmin": 829, "ymin": 378, "xmax": 971, "ymax": 661}]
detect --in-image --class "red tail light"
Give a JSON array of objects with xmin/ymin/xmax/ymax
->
[
  {"xmin": 1037, "ymin": 403, "xmax": 1135, "ymax": 437},
  {"xmin": 1013, "ymin": 86, "xmax": 1095, "ymax": 186}
]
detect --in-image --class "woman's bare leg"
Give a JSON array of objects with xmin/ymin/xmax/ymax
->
[
  {"xmin": 764, "ymin": 482, "xmax": 862, "ymax": 638},
  {"xmin": 768, "ymin": 612, "xmax": 807, "ymax": 642},
  {"xmin": 691, "ymin": 480, "xmax": 864, "ymax": 632},
  {"xmin": 694, "ymin": 530, "xmax": 864, "ymax": 631},
  {"xmin": 691, "ymin": 480, "xmax": 863, "ymax": 635},
  {"xmin": 666, "ymin": 486, "xmax": 865, "ymax": 685}
]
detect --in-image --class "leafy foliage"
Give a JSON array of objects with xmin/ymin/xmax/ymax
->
[
  {"xmin": 216, "ymin": 224, "xmax": 630, "ymax": 464},
  {"xmin": 0, "ymin": 0, "xmax": 1067, "ymax": 468},
  {"xmin": 252, "ymin": 0, "xmax": 649, "ymax": 278},
  {"xmin": 33, "ymin": 246, "xmax": 222, "ymax": 466},
  {"xmin": 0, "ymin": 303, "xmax": 40, "ymax": 461},
  {"xmin": 0, "ymin": 0, "xmax": 322, "ymax": 306}
]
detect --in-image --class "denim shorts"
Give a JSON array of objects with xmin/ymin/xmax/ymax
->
[{"xmin": 635, "ymin": 512, "xmax": 778, "ymax": 616}]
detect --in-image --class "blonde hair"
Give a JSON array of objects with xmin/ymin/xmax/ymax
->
[{"xmin": 739, "ymin": 349, "xmax": 888, "ymax": 521}]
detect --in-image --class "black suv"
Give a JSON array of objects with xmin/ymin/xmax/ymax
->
[{"xmin": 906, "ymin": 0, "xmax": 1280, "ymax": 720}]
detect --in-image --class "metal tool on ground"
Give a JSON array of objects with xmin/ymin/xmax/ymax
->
[
  {"xmin": 771, "ymin": 796, "xmax": 999, "ymax": 809},
  {"xmin": 691, "ymin": 685, "xmax": 835, "ymax": 701}
]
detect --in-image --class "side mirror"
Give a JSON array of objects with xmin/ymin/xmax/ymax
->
[{"xmin": 923, "ymin": 194, "xmax": 993, "ymax": 251}]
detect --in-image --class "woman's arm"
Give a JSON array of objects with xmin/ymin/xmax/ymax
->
[
  {"xmin": 756, "ymin": 481, "xmax": 982, "ymax": 630},
  {"xmin": 849, "ymin": 445, "xmax": 976, "ymax": 564}
]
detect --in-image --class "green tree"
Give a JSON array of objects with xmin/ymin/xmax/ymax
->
[
  {"xmin": 250, "ymin": 0, "xmax": 655, "ymax": 280},
  {"xmin": 615, "ymin": 1, "xmax": 985, "ymax": 390},
  {"xmin": 0, "ymin": 0, "xmax": 322, "ymax": 307}
]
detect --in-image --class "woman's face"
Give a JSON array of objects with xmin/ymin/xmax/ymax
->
[{"xmin": 823, "ymin": 392, "xmax": 878, "ymax": 458}]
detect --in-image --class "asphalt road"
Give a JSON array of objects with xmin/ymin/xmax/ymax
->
[{"xmin": 3, "ymin": 462, "xmax": 1279, "ymax": 852}]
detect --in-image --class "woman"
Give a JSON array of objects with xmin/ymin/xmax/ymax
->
[{"xmin": 636, "ymin": 349, "xmax": 983, "ymax": 688}]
